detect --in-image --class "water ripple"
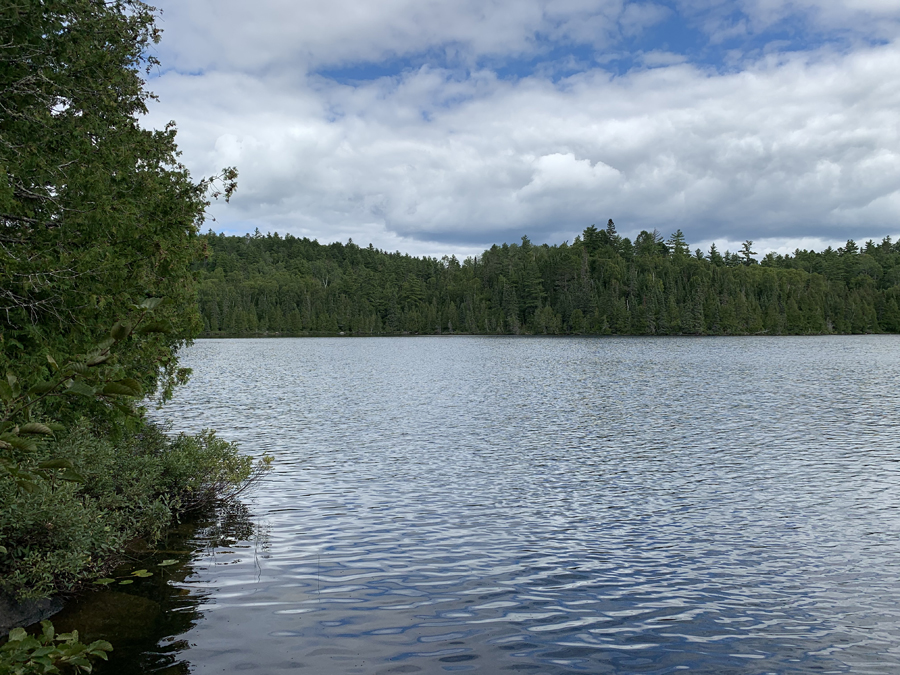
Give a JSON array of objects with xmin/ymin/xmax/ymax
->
[{"xmin": 152, "ymin": 336, "xmax": 900, "ymax": 673}]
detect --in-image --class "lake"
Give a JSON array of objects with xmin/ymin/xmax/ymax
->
[{"xmin": 62, "ymin": 336, "xmax": 900, "ymax": 673}]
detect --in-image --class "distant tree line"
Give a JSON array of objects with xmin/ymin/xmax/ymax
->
[{"xmin": 196, "ymin": 221, "xmax": 900, "ymax": 336}]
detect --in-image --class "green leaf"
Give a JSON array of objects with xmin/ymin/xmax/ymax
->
[
  {"xmin": 67, "ymin": 362, "xmax": 89, "ymax": 376},
  {"xmin": 65, "ymin": 382, "xmax": 95, "ymax": 397},
  {"xmin": 46, "ymin": 353, "xmax": 59, "ymax": 371},
  {"xmin": 117, "ymin": 378, "xmax": 142, "ymax": 395},
  {"xmin": 134, "ymin": 320, "xmax": 171, "ymax": 334},
  {"xmin": 85, "ymin": 352, "xmax": 112, "ymax": 367},
  {"xmin": 19, "ymin": 423, "xmax": 54, "ymax": 436},
  {"xmin": 58, "ymin": 469, "xmax": 86, "ymax": 483},
  {"xmin": 17, "ymin": 478, "xmax": 40, "ymax": 493},
  {"xmin": 0, "ymin": 545, "xmax": 7, "ymax": 555},
  {"xmin": 36, "ymin": 459, "xmax": 74, "ymax": 470},
  {"xmin": 110, "ymin": 321, "xmax": 131, "ymax": 341},
  {"xmin": 27, "ymin": 382, "xmax": 56, "ymax": 395},
  {"xmin": 0, "ymin": 380, "xmax": 13, "ymax": 402},
  {"xmin": 118, "ymin": 579, "xmax": 133, "ymax": 585},
  {"xmin": 4, "ymin": 436, "xmax": 38, "ymax": 452},
  {"xmin": 8, "ymin": 627, "xmax": 27, "ymax": 642},
  {"xmin": 131, "ymin": 569, "xmax": 152, "ymax": 577},
  {"xmin": 40, "ymin": 620, "xmax": 54, "ymax": 641},
  {"xmin": 112, "ymin": 400, "xmax": 136, "ymax": 416},
  {"xmin": 47, "ymin": 423, "xmax": 66, "ymax": 433},
  {"xmin": 157, "ymin": 559, "xmax": 178, "ymax": 566},
  {"xmin": 101, "ymin": 382, "xmax": 138, "ymax": 397},
  {"xmin": 93, "ymin": 579, "xmax": 116, "ymax": 586},
  {"xmin": 139, "ymin": 297, "xmax": 164, "ymax": 310}
]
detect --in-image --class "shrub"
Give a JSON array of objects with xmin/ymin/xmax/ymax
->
[{"xmin": 0, "ymin": 421, "xmax": 267, "ymax": 601}]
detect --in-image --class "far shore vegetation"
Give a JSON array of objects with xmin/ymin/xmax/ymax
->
[{"xmin": 198, "ymin": 225, "xmax": 900, "ymax": 337}]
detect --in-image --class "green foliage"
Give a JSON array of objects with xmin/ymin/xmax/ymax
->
[
  {"xmin": 0, "ymin": 301, "xmax": 170, "ymax": 494},
  {"xmin": 195, "ymin": 229, "xmax": 900, "ymax": 337},
  {"xmin": 0, "ymin": 0, "xmax": 266, "ymax": 629},
  {"xmin": 0, "ymin": 621, "xmax": 111, "ymax": 675},
  {"xmin": 0, "ymin": 421, "xmax": 267, "ymax": 601},
  {"xmin": 0, "ymin": 0, "xmax": 236, "ymax": 406}
]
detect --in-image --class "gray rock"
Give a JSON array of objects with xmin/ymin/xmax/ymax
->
[{"xmin": 0, "ymin": 594, "xmax": 64, "ymax": 637}]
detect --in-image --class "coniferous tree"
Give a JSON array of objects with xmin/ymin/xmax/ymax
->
[{"xmin": 193, "ymin": 225, "xmax": 900, "ymax": 338}]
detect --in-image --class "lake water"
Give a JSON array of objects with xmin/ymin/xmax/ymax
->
[{"xmin": 65, "ymin": 336, "xmax": 900, "ymax": 673}]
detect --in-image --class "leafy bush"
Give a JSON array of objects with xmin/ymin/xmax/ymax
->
[{"xmin": 0, "ymin": 422, "xmax": 267, "ymax": 601}]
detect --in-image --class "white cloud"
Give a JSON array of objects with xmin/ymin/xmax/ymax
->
[
  {"xmin": 144, "ymin": 1, "xmax": 900, "ymax": 257},
  {"xmin": 638, "ymin": 50, "xmax": 690, "ymax": 67},
  {"xmin": 155, "ymin": 0, "xmax": 671, "ymax": 74},
  {"xmin": 677, "ymin": 0, "xmax": 900, "ymax": 42}
]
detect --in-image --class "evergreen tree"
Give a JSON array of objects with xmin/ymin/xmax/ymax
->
[
  {"xmin": 193, "ymin": 227, "xmax": 900, "ymax": 338},
  {"xmin": 740, "ymin": 240, "xmax": 757, "ymax": 265},
  {"xmin": 667, "ymin": 230, "xmax": 689, "ymax": 257},
  {"xmin": 1, "ymin": 0, "xmax": 235, "ymax": 403}
]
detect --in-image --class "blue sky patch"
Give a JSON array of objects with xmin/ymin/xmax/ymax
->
[{"xmin": 312, "ymin": 3, "xmax": 881, "ymax": 86}]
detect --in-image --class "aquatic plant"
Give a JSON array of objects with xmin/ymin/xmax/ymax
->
[{"xmin": 0, "ymin": 621, "xmax": 111, "ymax": 674}]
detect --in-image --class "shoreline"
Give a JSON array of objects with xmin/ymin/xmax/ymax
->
[{"xmin": 196, "ymin": 330, "xmax": 889, "ymax": 339}]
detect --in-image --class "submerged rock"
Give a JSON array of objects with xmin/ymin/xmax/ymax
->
[
  {"xmin": 0, "ymin": 594, "xmax": 64, "ymax": 637},
  {"xmin": 51, "ymin": 591, "xmax": 161, "ymax": 642}
]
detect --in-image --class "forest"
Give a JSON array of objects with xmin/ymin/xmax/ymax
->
[{"xmin": 197, "ymin": 222, "xmax": 900, "ymax": 337}]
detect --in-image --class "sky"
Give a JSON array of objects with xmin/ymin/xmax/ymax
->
[{"xmin": 144, "ymin": 0, "xmax": 900, "ymax": 259}]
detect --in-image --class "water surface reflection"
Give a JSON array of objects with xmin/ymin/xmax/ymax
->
[
  {"xmin": 50, "ymin": 502, "xmax": 262, "ymax": 674},
  {"xmin": 61, "ymin": 336, "xmax": 900, "ymax": 673}
]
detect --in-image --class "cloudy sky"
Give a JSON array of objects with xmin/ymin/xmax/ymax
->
[{"xmin": 145, "ymin": 0, "xmax": 900, "ymax": 259}]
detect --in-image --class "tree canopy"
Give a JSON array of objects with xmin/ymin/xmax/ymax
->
[
  {"xmin": 194, "ymin": 228, "xmax": 900, "ymax": 337},
  {"xmin": 0, "ymin": 0, "xmax": 234, "ymax": 409},
  {"xmin": 0, "ymin": 1, "xmax": 257, "ymax": 609}
]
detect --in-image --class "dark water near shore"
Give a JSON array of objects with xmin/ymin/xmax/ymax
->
[{"xmin": 56, "ymin": 336, "xmax": 900, "ymax": 673}]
